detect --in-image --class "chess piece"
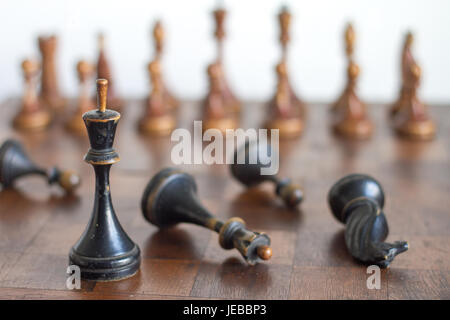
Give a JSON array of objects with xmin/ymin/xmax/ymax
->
[
  {"xmin": 230, "ymin": 140, "xmax": 303, "ymax": 208},
  {"xmin": 138, "ymin": 60, "xmax": 176, "ymax": 135},
  {"xmin": 69, "ymin": 79, "xmax": 140, "ymax": 281},
  {"xmin": 13, "ymin": 59, "xmax": 52, "ymax": 130},
  {"xmin": 211, "ymin": 7, "xmax": 240, "ymax": 113},
  {"xmin": 141, "ymin": 168, "xmax": 272, "ymax": 265},
  {"xmin": 393, "ymin": 63, "xmax": 436, "ymax": 140},
  {"xmin": 0, "ymin": 139, "xmax": 80, "ymax": 193},
  {"xmin": 265, "ymin": 62, "xmax": 304, "ymax": 138},
  {"xmin": 38, "ymin": 35, "xmax": 66, "ymax": 110},
  {"xmin": 333, "ymin": 61, "xmax": 373, "ymax": 139},
  {"xmin": 152, "ymin": 20, "xmax": 179, "ymax": 109},
  {"xmin": 328, "ymin": 174, "xmax": 408, "ymax": 267},
  {"xmin": 66, "ymin": 61, "xmax": 95, "ymax": 133},
  {"xmin": 202, "ymin": 62, "xmax": 237, "ymax": 133},
  {"xmin": 96, "ymin": 34, "xmax": 122, "ymax": 111},
  {"xmin": 332, "ymin": 24, "xmax": 373, "ymax": 139},
  {"xmin": 390, "ymin": 32, "xmax": 415, "ymax": 117}
]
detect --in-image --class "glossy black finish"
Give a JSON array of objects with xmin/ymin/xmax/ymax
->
[
  {"xmin": 69, "ymin": 87, "xmax": 140, "ymax": 281},
  {"xmin": 230, "ymin": 140, "xmax": 303, "ymax": 208},
  {"xmin": 328, "ymin": 174, "xmax": 408, "ymax": 268},
  {"xmin": 0, "ymin": 139, "xmax": 80, "ymax": 193},
  {"xmin": 141, "ymin": 168, "xmax": 272, "ymax": 265}
]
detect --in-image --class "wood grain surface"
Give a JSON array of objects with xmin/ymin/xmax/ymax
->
[{"xmin": 0, "ymin": 98, "xmax": 449, "ymax": 300}]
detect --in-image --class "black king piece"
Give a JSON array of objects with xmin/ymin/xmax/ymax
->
[
  {"xmin": 141, "ymin": 168, "xmax": 272, "ymax": 265},
  {"xmin": 69, "ymin": 79, "xmax": 140, "ymax": 281}
]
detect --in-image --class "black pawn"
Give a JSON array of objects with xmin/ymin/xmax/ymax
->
[
  {"xmin": 69, "ymin": 79, "xmax": 140, "ymax": 281},
  {"xmin": 141, "ymin": 168, "xmax": 272, "ymax": 265},
  {"xmin": 230, "ymin": 140, "xmax": 303, "ymax": 208},
  {"xmin": 0, "ymin": 139, "xmax": 80, "ymax": 193},
  {"xmin": 328, "ymin": 174, "xmax": 408, "ymax": 267}
]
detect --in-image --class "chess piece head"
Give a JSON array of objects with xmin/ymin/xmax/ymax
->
[
  {"xmin": 328, "ymin": 174, "xmax": 408, "ymax": 267},
  {"xmin": 0, "ymin": 139, "xmax": 80, "ymax": 193},
  {"xmin": 278, "ymin": 6, "xmax": 291, "ymax": 48},
  {"xmin": 345, "ymin": 23, "xmax": 355, "ymax": 58},
  {"xmin": 230, "ymin": 140, "xmax": 303, "ymax": 208},
  {"xmin": 141, "ymin": 168, "xmax": 272, "ymax": 264},
  {"xmin": 405, "ymin": 31, "xmax": 414, "ymax": 47},
  {"xmin": 153, "ymin": 20, "xmax": 164, "ymax": 57},
  {"xmin": 77, "ymin": 60, "xmax": 94, "ymax": 83},
  {"xmin": 328, "ymin": 173, "xmax": 384, "ymax": 223}
]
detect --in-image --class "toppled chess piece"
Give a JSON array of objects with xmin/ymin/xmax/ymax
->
[
  {"xmin": 390, "ymin": 32, "xmax": 415, "ymax": 117},
  {"xmin": 202, "ymin": 62, "xmax": 237, "ymax": 133},
  {"xmin": 328, "ymin": 174, "xmax": 408, "ymax": 268},
  {"xmin": 332, "ymin": 24, "xmax": 373, "ymax": 139},
  {"xmin": 392, "ymin": 63, "xmax": 436, "ymax": 140},
  {"xmin": 69, "ymin": 79, "xmax": 141, "ymax": 281},
  {"xmin": 230, "ymin": 140, "xmax": 303, "ymax": 208},
  {"xmin": 38, "ymin": 35, "xmax": 66, "ymax": 110},
  {"xmin": 138, "ymin": 60, "xmax": 176, "ymax": 135},
  {"xmin": 96, "ymin": 33, "xmax": 122, "ymax": 111},
  {"xmin": 210, "ymin": 6, "xmax": 240, "ymax": 113},
  {"xmin": 0, "ymin": 139, "xmax": 80, "ymax": 193},
  {"xmin": 66, "ymin": 60, "xmax": 95, "ymax": 133},
  {"xmin": 141, "ymin": 168, "xmax": 272, "ymax": 265},
  {"xmin": 152, "ymin": 20, "xmax": 179, "ymax": 109},
  {"xmin": 13, "ymin": 59, "xmax": 52, "ymax": 131}
]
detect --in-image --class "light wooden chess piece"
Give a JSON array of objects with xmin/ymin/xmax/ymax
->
[
  {"xmin": 277, "ymin": 6, "xmax": 305, "ymax": 115},
  {"xmin": 332, "ymin": 23, "xmax": 356, "ymax": 113},
  {"xmin": 66, "ymin": 61, "xmax": 95, "ymax": 134},
  {"xmin": 152, "ymin": 20, "xmax": 179, "ymax": 109},
  {"xmin": 393, "ymin": 63, "xmax": 436, "ymax": 140},
  {"xmin": 333, "ymin": 61, "xmax": 373, "ymax": 139},
  {"xmin": 202, "ymin": 63, "xmax": 236, "ymax": 133},
  {"xmin": 212, "ymin": 7, "xmax": 240, "ymax": 113},
  {"xmin": 138, "ymin": 60, "xmax": 176, "ymax": 135},
  {"xmin": 390, "ymin": 32, "xmax": 415, "ymax": 117},
  {"xmin": 96, "ymin": 33, "xmax": 122, "ymax": 111},
  {"xmin": 13, "ymin": 59, "xmax": 52, "ymax": 131},
  {"xmin": 265, "ymin": 62, "xmax": 304, "ymax": 138},
  {"xmin": 38, "ymin": 35, "xmax": 66, "ymax": 111}
]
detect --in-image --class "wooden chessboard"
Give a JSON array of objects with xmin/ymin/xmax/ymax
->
[{"xmin": 0, "ymin": 98, "xmax": 449, "ymax": 300}]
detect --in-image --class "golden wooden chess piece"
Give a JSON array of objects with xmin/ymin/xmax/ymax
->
[
  {"xmin": 138, "ymin": 60, "xmax": 176, "ymax": 135},
  {"xmin": 66, "ymin": 61, "xmax": 95, "ymax": 134},
  {"xmin": 152, "ymin": 20, "xmax": 179, "ymax": 109},
  {"xmin": 333, "ymin": 61, "xmax": 373, "ymax": 139},
  {"xmin": 202, "ymin": 62, "xmax": 237, "ymax": 133},
  {"xmin": 332, "ymin": 23, "xmax": 373, "ymax": 139},
  {"xmin": 38, "ymin": 35, "xmax": 66, "ymax": 111},
  {"xmin": 393, "ymin": 63, "xmax": 436, "ymax": 140},
  {"xmin": 390, "ymin": 32, "xmax": 415, "ymax": 117},
  {"xmin": 96, "ymin": 33, "xmax": 122, "ymax": 111},
  {"xmin": 211, "ymin": 6, "xmax": 240, "ymax": 113},
  {"xmin": 13, "ymin": 59, "xmax": 52, "ymax": 131},
  {"xmin": 265, "ymin": 6, "xmax": 305, "ymax": 138},
  {"xmin": 265, "ymin": 62, "xmax": 304, "ymax": 138}
]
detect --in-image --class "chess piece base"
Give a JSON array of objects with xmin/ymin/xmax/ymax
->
[
  {"xmin": 13, "ymin": 109, "xmax": 52, "ymax": 131},
  {"xmin": 69, "ymin": 245, "xmax": 140, "ymax": 281},
  {"xmin": 394, "ymin": 118, "xmax": 436, "ymax": 141},
  {"xmin": 265, "ymin": 117, "xmax": 303, "ymax": 138},
  {"xmin": 334, "ymin": 117, "xmax": 373, "ymax": 140},
  {"xmin": 139, "ymin": 114, "xmax": 176, "ymax": 136},
  {"xmin": 40, "ymin": 96, "xmax": 67, "ymax": 112},
  {"xmin": 203, "ymin": 117, "xmax": 237, "ymax": 134}
]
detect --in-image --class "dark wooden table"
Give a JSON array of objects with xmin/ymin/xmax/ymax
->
[{"xmin": 0, "ymin": 98, "xmax": 449, "ymax": 299}]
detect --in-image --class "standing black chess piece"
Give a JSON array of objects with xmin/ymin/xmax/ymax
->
[
  {"xmin": 69, "ymin": 79, "xmax": 140, "ymax": 281},
  {"xmin": 328, "ymin": 174, "xmax": 408, "ymax": 267},
  {"xmin": 0, "ymin": 139, "xmax": 80, "ymax": 193},
  {"xmin": 141, "ymin": 168, "xmax": 272, "ymax": 265},
  {"xmin": 230, "ymin": 140, "xmax": 303, "ymax": 208}
]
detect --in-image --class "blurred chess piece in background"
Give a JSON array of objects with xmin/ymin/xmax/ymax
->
[
  {"xmin": 38, "ymin": 35, "xmax": 66, "ymax": 111},
  {"xmin": 66, "ymin": 60, "xmax": 95, "ymax": 134},
  {"xmin": 13, "ymin": 59, "xmax": 52, "ymax": 131}
]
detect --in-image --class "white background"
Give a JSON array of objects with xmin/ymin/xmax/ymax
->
[{"xmin": 0, "ymin": 0, "xmax": 449, "ymax": 104}]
